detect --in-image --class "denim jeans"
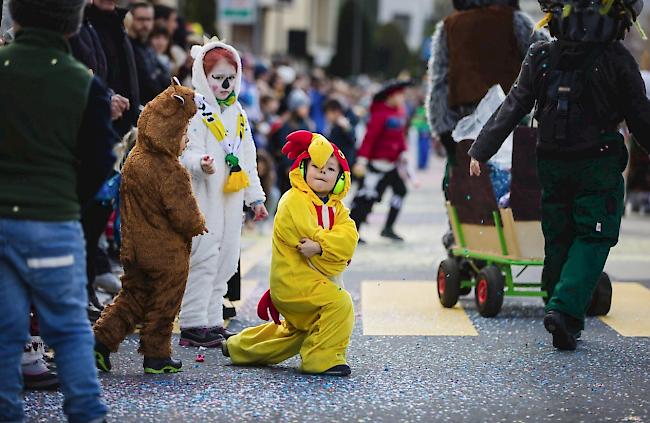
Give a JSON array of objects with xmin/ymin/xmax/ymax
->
[{"xmin": 0, "ymin": 219, "xmax": 107, "ymax": 423}]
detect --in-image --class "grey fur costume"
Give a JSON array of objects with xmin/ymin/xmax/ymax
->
[{"xmin": 426, "ymin": 9, "xmax": 548, "ymax": 136}]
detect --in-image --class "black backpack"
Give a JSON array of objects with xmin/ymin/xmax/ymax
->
[{"xmin": 535, "ymin": 43, "xmax": 611, "ymax": 150}]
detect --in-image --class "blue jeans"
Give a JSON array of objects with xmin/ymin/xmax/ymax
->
[{"xmin": 0, "ymin": 219, "xmax": 107, "ymax": 423}]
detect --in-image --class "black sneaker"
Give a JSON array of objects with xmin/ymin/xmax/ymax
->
[
  {"xmin": 179, "ymin": 327, "xmax": 224, "ymax": 348},
  {"xmin": 94, "ymin": 341, "xmax": 112, "ymax": 373},
  {"xmin": 23, "ymin": 370, "xmax": 59, "ymax": 391},
  {"xmin": 321, "ymin": 364, "xmax": 351, "ymax": 377},
  {"xmin": 143, "ymin": 357, "xmax": 182, "ymax": 374},
  {"xmin": 543, "ymin": 311, "xmax": 577, "ymax": 351},
  {"xmin": 380, "ymin": 227, "xmax": 404, "ymax": 242},
  {"xmin": 209, "ymin": 326, "xmax": 237, "ymax": 340}
]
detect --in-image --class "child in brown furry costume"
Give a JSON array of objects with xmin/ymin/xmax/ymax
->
[{"xmin": 93, "ymin": 81, "xmax": 207, "ymax": 374}]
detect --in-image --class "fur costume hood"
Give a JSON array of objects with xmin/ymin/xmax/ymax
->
[
  {"xmin": 137, "ymin": 82, "xmax": 198, "ymax": 157},
  {"xmin": 190, "ymin": 38, "xmax": 242, "ymax": 107}
]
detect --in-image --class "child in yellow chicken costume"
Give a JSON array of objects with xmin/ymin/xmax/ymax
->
[{"xmin": 223, "ymin": 130, "xmax": 358, "ymax": 376}]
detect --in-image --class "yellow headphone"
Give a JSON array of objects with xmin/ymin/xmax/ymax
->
[{"xmin": 300, "ymin": 160, "xmax": 346, "ymax": 195}]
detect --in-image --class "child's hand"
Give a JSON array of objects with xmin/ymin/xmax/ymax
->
[
  {"xmin": 252, "ymin": 203, "xmax": 269, "ymax": 221},
  {"xmin": 469, "ymin": 158, "xmax": 481, "ymax": 176},
  {"xmin": 201, "ymin": 155, "xmax": 215, "ymax": 174},
  {"xmin": 297, "ymin": 238, "xmax": 322, "ymax": 258}
]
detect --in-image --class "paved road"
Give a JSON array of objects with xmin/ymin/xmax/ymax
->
[{"xmin": 25, "ymin": 157, "xmax": 650, "ymax": 422}]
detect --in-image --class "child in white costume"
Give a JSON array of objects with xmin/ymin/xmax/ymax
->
[{"xmin": 179, "ymin": 38, "xmax": 268, "ymax": 347}]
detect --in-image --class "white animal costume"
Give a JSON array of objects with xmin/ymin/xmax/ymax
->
[{"xmin": 179, "ymin": 39, "xmax": 265, "ymax": 330}]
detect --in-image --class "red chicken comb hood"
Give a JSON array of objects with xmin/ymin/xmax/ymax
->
[{"xmin": 282, "ymin": 130, "xmax": 350, "ymax": 172}]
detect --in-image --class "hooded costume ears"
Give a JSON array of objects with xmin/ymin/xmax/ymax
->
[
  {"xmin": 172, "ymin": 94, "xmax": 185, "ymax": 105},
  {"xmin": 172, "ymin": 76, "xmax": 181, "ymax": 86}
]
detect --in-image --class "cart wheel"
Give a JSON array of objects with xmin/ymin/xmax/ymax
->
[
  {"xmin": 437, "ymin": 258, "xmax": 460, "ymax": 308},
  {"xmin": 586, "ymin": 272, "xmax": 612, "ymax": 316},
  {"xmin": 474, "ymin": 266, "xmax": 505, "ymax": 317}
]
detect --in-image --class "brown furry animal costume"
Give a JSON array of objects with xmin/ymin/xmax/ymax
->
[{"xmin": 93, "ymin": 83, "xmax": 206, "ymax": 358}]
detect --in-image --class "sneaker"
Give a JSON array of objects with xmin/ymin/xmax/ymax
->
[
  {"xmin": 208, "ymin": 326, "xmax": 237, "ymax": 340},
  {"xmin": 543, "ymin": 311, "xmax": 577, "ymax": 351},
  {"xmin": 143, "ymin": 357, "xmax": 182, "ymax": 374},
  {"xmin": 179, "ymin": 327, "xmax": 224, "ymax": 348},
  {"xmin": 380, "ymin": 227, "xmax": 404, "ymax": 242},
  {"xmin": 23, "ymin": 369, "xmax": 59, "ymax": 391},
  {"xmin": 320, "ymin": 364, "xmax": 351, "ymax": 377},
  {"xmin": 221, "ymin": 340, "xmax": 230, "ymax": 358},
  {"xmin": 94, "ymin": 272, "xmax": 121, "ymax": 294},
  {"xmin": 94, "ymin": 341, "xmax": 112, "ymax": 372},
  {"xmin": 357, "ymin": 238, "xmax": 366, "ymax": 245}
]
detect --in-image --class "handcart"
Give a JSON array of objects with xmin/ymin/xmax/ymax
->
[{"xmin": 437, "ymin": 128, "xmax": 612, "ymax": 317}]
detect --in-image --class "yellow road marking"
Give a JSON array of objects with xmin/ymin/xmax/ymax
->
[
  {"xmin": 600, "ymin": 282, "xmax": 650, "ymax": 337},
  {"xmin": 361, "ymin": 281, "xmax": 478, "ymax": 336}
]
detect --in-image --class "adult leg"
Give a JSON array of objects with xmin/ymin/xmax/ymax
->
[
  {"xmin": 81, "ymin": 202, "xmax": 113, "ymax": 309},
  {"xmin": 93, "ymin": 262, "xmax": 148, "ymax": 352},
  {"xmin": 0, "ymin": 223, "xmax": 31, "ymax": 422},
  {"xmin": 27, "ymin": 221, "xmax": 107, "ymax": 422}
]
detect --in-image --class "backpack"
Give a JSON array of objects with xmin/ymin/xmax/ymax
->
[{"xmin": 535, "ymin": 43, "xmax": 611, "ymax": 149}]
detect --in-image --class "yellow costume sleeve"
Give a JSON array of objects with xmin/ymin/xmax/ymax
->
[
  {"xmin": 309, "ymin": 206, "xmax": 358, "ymax": 276},
  {"xmin": 274, "ymin": 191, "xmax": 325, "ymax": 248}
]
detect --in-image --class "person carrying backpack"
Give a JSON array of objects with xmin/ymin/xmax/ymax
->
[{"xmin": 468, "ymin": 0, "xmax": 650, "ymax": 351}]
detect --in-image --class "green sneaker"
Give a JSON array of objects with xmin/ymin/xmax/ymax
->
[
  {"xmin": 94, "ymin": 342, "xmax": 112, "ymax": 373},
  {"xmin": 143, "ymin": 357, "xmax": 182, "ymax": 374}
]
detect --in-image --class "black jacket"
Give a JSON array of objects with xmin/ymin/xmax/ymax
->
[
  {"xmin": 86, "ymin": 5, "xmax": 140, "ymax": 136},
  {"xmin": 469, "ymin": 40, "xmax": 650, "ymax": 161},
  {"xmin": 69, "ymin": 18, "xmax": 108, "ymax": 82},
  {"xmin": 129, "ymin": 37, "xmax": 170, "ymax": 105}
]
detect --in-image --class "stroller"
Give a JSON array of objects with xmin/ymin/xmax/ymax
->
[{"xmin": 437, "ymin": 127, "xmax": 613, "ymax": 317}]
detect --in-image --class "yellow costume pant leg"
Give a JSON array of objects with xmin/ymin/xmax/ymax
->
[
  {"xmin": 227, "ymin": 320, "xmax": 306, "ymax": 366},
  {"xmin": 297, "ymin": 287, "xmax": 354, "ymax": 374}
]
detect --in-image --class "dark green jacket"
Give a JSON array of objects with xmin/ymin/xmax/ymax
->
[{"xmin": 0, "ymin": 28, "xmax": 117, "ymax": 221}]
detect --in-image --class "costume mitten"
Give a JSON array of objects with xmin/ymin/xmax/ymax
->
[{"xmin": 257, "ymin": 289, "xmax": 281, "ymax": 325}]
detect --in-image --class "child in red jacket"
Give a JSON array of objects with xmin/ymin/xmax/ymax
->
[{"xmin": 350, "ymin": 80, "xmax": 412, "ymax": 242}]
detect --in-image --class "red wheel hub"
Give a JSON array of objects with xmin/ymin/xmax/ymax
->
[
  {"xmin": 438, "ymin": 270, "xmax": 446, "ymax": 295},
  {"xmin": 477, "ymin": 278, "xmax": 488, "ymax": 305}
]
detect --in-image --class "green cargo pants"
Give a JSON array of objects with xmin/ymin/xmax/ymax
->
[{"xmin": 538, "ymin": 144, "xmax": 627, "ymax": 329}]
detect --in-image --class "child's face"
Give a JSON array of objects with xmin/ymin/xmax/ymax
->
[
  {"xmin": 305, "ymin": 156, "xmax": 341, "ymax": 197},
  {"xmin": 207, "ymin": 59, "xmax": 237, "ymax": 101}
]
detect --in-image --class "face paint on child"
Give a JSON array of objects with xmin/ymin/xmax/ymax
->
[{"xmin": 207, "ymin": 59, "xmax": 237, "ymax": 101}]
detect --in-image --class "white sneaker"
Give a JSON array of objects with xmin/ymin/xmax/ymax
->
[{"xmin": 94, "ymin": 272, "xmax": 121, "ymax": 294}]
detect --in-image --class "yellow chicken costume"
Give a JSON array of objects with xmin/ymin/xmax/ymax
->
[{"xmin": 225, "ymin": 130, "xmax": 358, "ymax": 375}]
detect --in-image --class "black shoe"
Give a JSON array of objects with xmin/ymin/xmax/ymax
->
[
  {"xmin": 94, "ymin": 341, "xmax": 112, "ymax": 372},
  {"xmin": 358, "ymin": 238, "xmax": 366, "ymax": 245},
  {"xmin": 143, "ymin": 357, "xmax": 182, "ymax": 374},
  {"xmin": 223, "ymin": 305, "xmax": 237, "ymax": 320},
  {"xmin": 23, "ymin": 370, "xmax": 59, "ymax": 391},
  {"xmin": 209, "ymin": 326, "xmax": 238, "ymax": 340},
  {"xmin": 321, "ymin": 364, "xmax": 351, "ymax": 377},
  {"xmin": 380, "ymin": 227, "xmax": 404, "ymax": 242},
  {"xmin": 179, "ymin": 328, "xmax": 224, "ymax": 348},
  {"xmin": 543, "ymin": 311, "xmax": 577, "ymax": 351}
]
